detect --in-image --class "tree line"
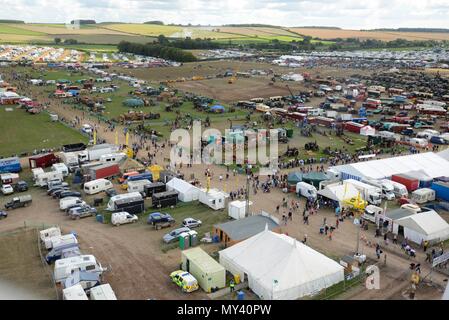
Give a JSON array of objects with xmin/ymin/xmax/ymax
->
[{"xmin": 117, "ymin": 41, "xmax": 197, "ymax": 62}]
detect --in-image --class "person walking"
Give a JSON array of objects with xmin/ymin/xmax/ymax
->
[
  {"xmin": 423, "ymin": 240, "xmax": 429, "ymax": 252},
  {"xmin": 303, "ymin": 234, "xmax": 308, "ymax": 244},
  {"xmin": 230, "ymin": 279, "xmax": 235, "ymax": 293}
]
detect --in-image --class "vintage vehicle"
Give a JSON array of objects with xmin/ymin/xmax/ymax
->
[{"xmin": 4, "ymin": 195, "xmax": 32, "ymax": 210}]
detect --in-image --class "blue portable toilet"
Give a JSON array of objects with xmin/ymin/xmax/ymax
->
[
  {"xmin": 237, "ymin": 291, "xmax": 245, "ymax": 300},
  {"xmin": 96, "ymin": 214, "xmax": 104, "ymax": 223}
]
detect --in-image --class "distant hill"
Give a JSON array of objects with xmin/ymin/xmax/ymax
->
[
  {"xmin": 144, "ymin": 21, "xmax": 164, "ymax": 25},
  {"xmin": 223, "ymin": 24, "xmax": 281, "ymax": 28},
  {"xmin": 0, "ymin": 20, "xmax": 24, "ymax": 24},
  {"xmin": 295, "ymin": 26, "xmax": 341, "ymax": 29},
  {"xmin": 368, "ymin": 28, "xmax": 449, "ymax": 33}
]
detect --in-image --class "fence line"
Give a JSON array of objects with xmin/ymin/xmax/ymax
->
[{"xmin": 35, "ymin": 228, "xmax": 60, "ymax": 300}]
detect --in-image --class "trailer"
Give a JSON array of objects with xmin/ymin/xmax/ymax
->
[
  {"xmin": 87, "ymin": 163, "xmax": 120, "ymax": 180},
  {"xmin": 143, "ymin": 182, "xmax": 166, "ymax": 198},
  {"xmin": 89, "ymin": 284, "xmax": 117, "ymax": 300},
  {"xmin": 391, "ymin": 174, "xmax": 419, "ymax": 192},
  {"xmin": 62, "ymin": 143, "xmax": 87, "ymax": 153},
  {"xmin": 28, "ymin": 153, "xmax": 59, "ymax": 169},
  {"xmin": 106, "ymin": 192, "xmax": 145, "ymax": 214},
  {"xmin": 152, "ymin": 190, "xmax": 178, "ymax": 208},
  {"xmin": 0, "ymin": 157, "xmax": 21, "ymax": 173},
  {"xmin": 87, "ymin": 144, "xmax": 120, "ymax": 161},
  {"xmin": 344, "ymin": 121, "xmax": 364, "ymax": 134},
  {"xmin": 431, "ymin": 181, "xmax": 449, "ymax": 201}
]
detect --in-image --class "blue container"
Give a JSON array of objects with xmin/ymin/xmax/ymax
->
[
  {"xmin": 96, "ymin": 214, "xmax": 104, "ymax": 223},
  {"xmin": 431, "ymin": 182, "xmax": 449, "ymax": 201},
  {"xmin": 212, "ymin": 235, "xmax": 220, "ymax": 243},
  {"xmin": 237, "ymin": 291, "xmax": 245, "ymax": 300}
]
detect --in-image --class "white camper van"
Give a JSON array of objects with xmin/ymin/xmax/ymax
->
[
  {"xmin": 411, "ymin": 188, "xmax": 436, "ymax": 204},
  {"xmin": 89, "ymin": 284, "xmax": 117, "ymax": 300},
  {"xmin": 52, "ymin": 163, "xmax": 69, "ymax": 177},
  {"xmin": 40, "ymin": 227, "xmax": 61, "ymax": 243},
  {"xmin": 389, "ymin": 180, "xmax": 408, "ymax": 198},
  {"xmin": 127, "ymin": 179, "xmax": 151, "ymax": 193},
  {"xmin": 45, "ymin": 234, "xmax": 78, "ymax": 250},
  {"xmin": 83, "ymin": 178, "xmax": 113, "ymax": 195},
  {"xmin": 31, "ymin": 168, "xmax": 45, "ymax": 181},
  {"xmin": 100, "ymin": 153, "xmax": 126, "ymax": 164},
  {"xmin": 62, "ymin": 284, "xmax": 88, "ymax": 300},
  {"xmin": 35, "ymin": 171, "xmax": 64, "ymax": 187},
  {"xmin": 54, "ymin": 255, "xmax": 104, "ymax": 283},
  {"xmin": 296, "ymin": 182, "xmax": 318, "ymax": 200}
]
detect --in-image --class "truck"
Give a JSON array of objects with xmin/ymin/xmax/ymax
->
[
  {"xmin": 87, "ymin": 144, "xmax": 120, "ymax": 161},
  {"xmin": 344, "ymin": 179, "xmax": 382, "ymax": 205},
  {"xmin": 4, "ymin": 195, "xmax": 32, "ymax": 210},
  {"xmin": 28, "ymin": 153, "xmax": 59, "ymax": 169},
  {"xmin": 361, "ymin": 179, "xmax": 395, "ymax": 200},
  {"xmin": 391, "ymin": 174, "xmax": 419, "ymax": 192},
  {"xmin": 86, "ymin": 163, "xmax": 120, "ymax": 180},
  {"xmin": 296, "ymin": 182, "xmax": 318, "ymax": 200},
  {"xmin": 0, "ymin": 157, "xmax": 21, "ymax": 173},
  {"xmin": 431, "ymin": 181, "xmax": 449, "ymax": 201}
]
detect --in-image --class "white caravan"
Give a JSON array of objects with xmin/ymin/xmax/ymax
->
[
  {"xmin": 83, "ymin": 178, "xmax": 113, "ymax": 195},
  {"xmin": 54, "ymin": 255, "xmax": 104, "ymax": 283}
]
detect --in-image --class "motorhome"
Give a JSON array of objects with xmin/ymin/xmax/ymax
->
[
  {"xmin": 52, "ymin": 163, "xmax": 69, "ymax": 177},
  {"xmin": 83, "ymin": 178, "xmax": 114, "ymax": 195},
  {"xmin": 362, "ymin": 205, "xmax": 383, "ymax": 223},
  {"xmin": 54, "ymin": 255, "xmax": 104, "ymax": 284},
  {"xmin": 411, "ymin": 188, "xmax": 436, "ymax": 204},
  {"xmin": 40, "ymin": 227, "xmax": 61, "ymax": 243},
  {"xmin": 389, "ymin": 180, "xmax": 408, "ymax": 198},
  {"xmin": 361, "ymin": 179, "xmax": 395, "ymax": 200},
  {"xmin": 35, "ymin": 171, "xmax": 63, "ymax": 187},
  {"xmin": 89, "ymin": 284, "xmax": 117, "ymax": 300},
  {"xmin": 45, "ymin": 233, "xmax": 78, "ymax": 250}
]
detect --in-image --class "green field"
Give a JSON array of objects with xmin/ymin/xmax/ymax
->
[
  {"xmin": 0, "ymin": 108, "xmax": 88, "ymax": 157},
  {"xmin": 0, "ymin": 24, "xmax": 45, "ymax": 36}
]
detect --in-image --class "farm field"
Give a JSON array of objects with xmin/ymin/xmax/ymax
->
[
  {"xmin": 289, "ymin": 27, "xmax": 449, "ymax": 41},
  {"xmin": 0, "ymin": 108, "xmax": 88, "ymax": 157}
]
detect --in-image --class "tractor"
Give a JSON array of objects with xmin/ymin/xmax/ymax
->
[
  {"xmin": 305, "ymin": 141, "xmax": 319, "ymax": 152},
  {"xmin": 284, "ymin": 146, "xmax": 299, "ymax": 157}
]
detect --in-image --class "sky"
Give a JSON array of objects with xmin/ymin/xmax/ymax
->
[{"xmin": 1, "ymin": 0, "xmax": 449, "ymax": 29}]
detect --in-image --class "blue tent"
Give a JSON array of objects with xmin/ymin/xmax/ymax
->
[{"xmin": 210, "ymin": 105, "xmax": 225, "ymax": 113}]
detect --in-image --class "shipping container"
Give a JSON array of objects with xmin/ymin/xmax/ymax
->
[
  {"xmin": 391, "ymin": 174, "xmax": 419, "ymax": 192},
  {"xmin": 28, "ymin": 153, "xmax": 58, "ymax": 169}
]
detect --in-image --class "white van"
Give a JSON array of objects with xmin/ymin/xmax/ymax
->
[
  {"xmin": 83, "ymin": 178, "xmax": 113, "ymax": 195},
  {"xmin": 409, "ymin": 138, "xmax": 428, "ymax": 148},
  {"xmin": 54, "ymin": 255, "xmax": 104, "ymax": 284},
  {"xmin": 296, "ymin": 182, "xmax": 317, "ymax": 200},
  {"xmin": 389, "ymin": 180, "xmax": 408, "ymax": 198},
  {"xmin": 60, "ymin": 197, "xmax": 86, "ymax": 211},
  {"xmin": 40, "ymin": 227, "xmax": 61, "ymax": 243},
  {"xmin": 127, "ymin": 179, "xmax": 151, "ymax": 193},
  {"xmin": 411, "ymin": 188, "xmax": 436, "ymax": 204},
  {"xmin": 362, "ymin": 205, "xmax": 383, "ymax": 223},
  {"xmin": 45, "ymin": 234, "xmax": 77, "ymax": 250},
  {"xmin": 52, "ymin": 163, "xmax": 69, "ymax": 177},
  {"xmin": 62, "ymin": 284, "xmax": 88, "ymax": 300},
  {"xmin": 89, "ymin": 284, "xmax": 117, "ymax": 300},
  {"xmin": 111, "ymin": 211, "xmax": 138, "ymax": 226}
]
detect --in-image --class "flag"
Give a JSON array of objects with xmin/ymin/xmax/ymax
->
[
  {"xmin": 125, "ymin": 131, "xmax": 129, "ymax": 146},
  {"xmin": 93, "ymin": 129, "xmax": 97, "ymax": 145}
]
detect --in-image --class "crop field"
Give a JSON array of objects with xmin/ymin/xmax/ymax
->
[
  {"xmin": 289, "ymin": 27, "xmax": 449, "ymax": 41},
  {"xmin": 0, "ymin": 108, "xmax": 88, "ymax": 157}
]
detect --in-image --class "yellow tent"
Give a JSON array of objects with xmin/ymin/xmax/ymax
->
[{"xmin": 149, "ymin": 164, "xmax": 163, "ymax": 182}]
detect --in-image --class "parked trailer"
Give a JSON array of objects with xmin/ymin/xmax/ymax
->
[
  {"xmin": 127, "ymin": 179, "xmax": 152, "ymax": 193},
  {"xmin": 309, "ymin": 116, "xmax": 335, "ymax": 128},
  {"xmin": 152, "ymin": 190, "xmax": 179, "ymax": 208},
  {"xmin": 391, "ymin": 174, "xmax": 419, "ymax": 192},
  {"xmin": 143, "ymin": 182, "xmax": 166, "ymax": 197},
  {"xmin": 431, "ymin": 181, "xmax": 449, "ymax": 201},
  {"xmin": 87, "ymin": 144, "xmax": 120, "ymax": 161},
  {"xmin": 344, "ymin": 121, "xmax": 364, "ymax": 134},
  {"xmin": 0, "ymin": 157, "xmax": 21, "ymax": 173},
  {"xmin": 28, "ymin": 153, "xmax": 59, "ymax": 169},
  {"xmin": 62, "ymin": 143, "xmax": 87, "ymax": 153},
  {"xmin": 106, "ymin": 192, "xmax": 145, "ymax": 214},
  {"xmin": 87, "ymin": 163, "xmax": 120, "ymax": 180}
]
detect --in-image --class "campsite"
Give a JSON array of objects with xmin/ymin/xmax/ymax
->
[{"xmin": 1, "ymin": 5, "xmax": 449, "ymax": 303}]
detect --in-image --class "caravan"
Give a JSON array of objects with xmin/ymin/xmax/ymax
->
[
  {"xmin": 54, "ymin": 255, "xmax": 104, "ymax": 283},
  {"xmin": 45, "ymin": 233, "xmax": 78, "ymax": 250},
  {"xmin": 40, "ymin": 227, "xmax": 61, "ymax": 244},
  {"xmin": 83, "ymin": 178, "xmax": 113, "ymax": 195},
  {"xmin": 411, "ymin": 188, "xmax": 436, "ymax": 204},
  {"xmin": 35, "ymin": 171, "xmax": 63, "ymax": 187},
  {"xmin": 127, "ymin": 179, "xmax": 152, "ymax": 193},
  {"xmin": 51, "ymin": 163, "xmax": 69, "ymax": 177},
  {"xmin": 106, "ymin": 192, "xmax": 145, "ymax": 214}
]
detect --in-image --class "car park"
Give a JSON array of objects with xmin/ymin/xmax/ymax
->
[
  {"xmin": 182, "ymin": 218, "xmax": 202, "ymax": 229},
  {"xmin": 163, "ymin": 227, "xmax": 191, "ymax": 243}
]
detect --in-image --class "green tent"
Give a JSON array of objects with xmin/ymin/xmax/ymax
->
[
  {"xmin": 287, "ymin": 172, "xmax": 302, "ymax": 186},
  {"xmin": 301, "ymin": 172, "xmax": 327, "ymax": 188}
]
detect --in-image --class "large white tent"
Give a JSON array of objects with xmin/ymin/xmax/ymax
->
[
  {"xmin": 219, "ymin": 229, "xmax": 344, "ymax": 300},
  {"xmin": 330, "ymin": 152, "xmax": 449, "ymax": 181},
  {"xmin": 395, "ymin": 210, "xmax": 449, "ymax": 244},
  {"xmin": 166, "ymin": 177, "xmax": 199, "ymax": 202}
]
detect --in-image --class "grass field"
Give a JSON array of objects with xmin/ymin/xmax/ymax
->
[{"xmin": 0, "ymin": 108, "xmax": 88, "ymax": 157}]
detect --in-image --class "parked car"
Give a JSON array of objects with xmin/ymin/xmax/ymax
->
[
  {"xmin": 0, "ymin": 211, "xmax": 7, "ymax": 219},
  {"xmin": 59, "ymin": 191, "xmax": 82, "ymax": 199},
  {"xmin": 170, "ymin": 270, "xmax": 199, "ymax": 293},
  {"xmin": 64, "ymin": 202, "xmax": 88, "ymax": 214},
  {"xmin": 68, "ymin": 206, "xmax": 97, "ymax": 220},
  {"xmin": 47, "ymin": 185, "xmax": 68, "ymax": 196},
  {"xmin": 47, "ymin": 181, "xmax": 69, "ymax": 191},
  {"xmin": 147, "ymin": 212, "xmax": 175, "ymax": 230},
  {"xmin": 51, "ymin": 188, "xmax": 70, "ymax": 198},
  {"xmin": 105, "ymin": 188, "xmax": 118, "ymax": 197},
  {"xmin": 111, "ymin": 211, "xmax": 138, "ymax": 226},
  {"xmin": 1, "ymin": 184, "xmax": 14, "ymax": 195},
  {"xmin": 14, "ymin": 181, "xmax": 28, "ymax": 192},
  {"xmin": 182, "ymin": 218, "xmax": 202, "ymax": 229},
  {"xmin": 163, "ymin": 227, "xmax": 190, "ymax": 243}
]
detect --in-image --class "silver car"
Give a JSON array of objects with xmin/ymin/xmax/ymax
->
[{"xmin": 163, "ymin": 227, "xmax": 191, "ymax": 244}]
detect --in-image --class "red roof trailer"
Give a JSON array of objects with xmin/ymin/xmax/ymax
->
[
  {"xmin": 28, "ymin": 153, "xmax": 59, "ymax": 169},
  {"xmin": 309, "ymin": 116, "xmax": 335, "ymax": 128},
  {"xmin": 344, "ymin": 121, "xmax": 364, "ymax": 134},
  {"xmin": 391, "ymin": 174, "xmax": 419, "ymax": 192}
]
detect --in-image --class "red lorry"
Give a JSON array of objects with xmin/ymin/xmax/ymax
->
[
  {"xmin": 391, "ymin": 174, "xmax": 419, "ymax": 192},
  {"xmin": 87, "ymin": 163, "xmax": 120, "ymax": 180},
  {"xmin": 28, "ymin": 153, "xmax": 59, "ymax": 169}
]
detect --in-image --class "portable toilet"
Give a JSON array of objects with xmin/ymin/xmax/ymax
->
[
  {"xmin": 179, "ymin": 232, "xmax": 190, "ymax": 250},
  {"xmin": 286, "ymin": 129, "xmax": 293, "ymax": 138},
  {"xmin": 237, "ymin": 291, "xmax": 245, "ymax": 300},
  {"xmin": 188, "ymin": 230, "xmax": 198, "ymax": 247},
  {"xmin": 96, "ymin": 214, "xmax": 104, "ymax": 223}
]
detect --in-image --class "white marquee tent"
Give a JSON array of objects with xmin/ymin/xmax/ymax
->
[
  {"xmin": 166, "ymin": 177, "xmax": 199, "ymax": 202},
  {"xmin": 219, "ymin": 229, "xmax": 344, "ymax": 300},
  {"xmin": 330, "ymin": 152, "xmax": 449, "ymax": 181},
  {"xmin": 317, "ymin": 182, "xmax": 360, "ymax": 207},
  {"xmin": 394, "ymin": 210, "xmax": 449, "ymax": 244}
]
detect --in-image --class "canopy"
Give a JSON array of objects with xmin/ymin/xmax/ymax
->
[
  {"xmin": 166, "ymin": 177, "xmax": 199, "ymax": 202},
  {"xmin": 318, "ymin": 182, "xmax": 360, "ymax": 206},
  {"xmin": 302, "ymin": 172, "xmax": 327, "ymax": 188},
  {"xmin": 287, "ymin": 172, "xmax": 302, "ymax": 185},
  {"xmin": 396, "ymin": 210, "xmax": 449, "ymax": 244},
  {"xmin": 219, "ymin": 229, "xmax": 344, "ymax": 300}
]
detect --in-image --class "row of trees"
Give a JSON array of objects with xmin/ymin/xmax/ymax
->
[
  {"xmin": 156, "ymin": 35, "xmax": 220, "ymax": 49},
  {"xmin": 54, "ymin": 38, "xmax": 78, "ymax": 45},
  {"xmin": 117, "ymin": 41, "xmax": 197, "ymax": 62}
]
